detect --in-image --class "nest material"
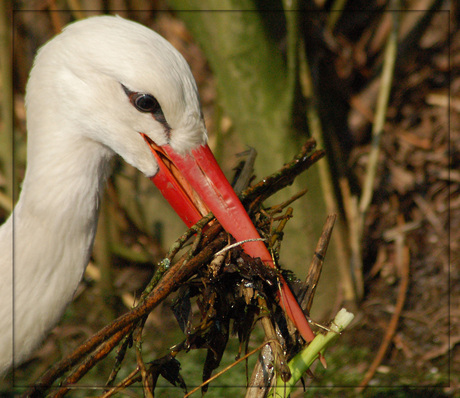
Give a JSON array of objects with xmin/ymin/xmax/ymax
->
[{"xmin": 25, "ymin": 140, "xmax": 325, "ymax": 397}]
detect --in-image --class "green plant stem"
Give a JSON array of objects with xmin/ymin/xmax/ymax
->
[
  {"xmin": 353, "ymin": 6, "xmax": 399, "ymax": 298},
  {"xmin": 358, "ymin": 9, "xmax": 400, "ymax": 217},
  {"xmin": 271, "ymin": 308, "xmax": 355, "ymax": 397},
  {"xmin": 327, "ymin": 0, "xmax": 349, "ymax": 31}
]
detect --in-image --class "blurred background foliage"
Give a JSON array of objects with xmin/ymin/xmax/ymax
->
[{"xmin": 0, "ymin": 0, "xmax": 456, "ymax": 396}]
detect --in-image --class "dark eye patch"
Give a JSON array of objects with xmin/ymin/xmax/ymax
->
[{"xmin": 122, "ymin": 84, "xmax": 171, "ymax": 133}]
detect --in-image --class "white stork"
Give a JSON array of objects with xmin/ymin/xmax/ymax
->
[{"xmin": 0, "ymin": 15, "xmax": 314, "ymax": 375}]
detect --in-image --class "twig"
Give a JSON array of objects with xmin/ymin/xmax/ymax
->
[
  {"xmin": 351, "ymin": 3, "xmax": 400, "ymax": 300},
  {"xmin": 184, "ymin": 341, "xmax": 271, "ymax": 398},
  {"xmin": 298, "ymin": 35, "xmax": 356, "ymax": 304},
  {"xmin": 268, "ymin": 189, "xmax": 307, "ymax": 216},
  {"xmin": 105, "ymin": 331, "xmax": 132, "ymax": 387},
  {"xmin": 356, "ymin": 213, "xmax": 410, "ymax": 392},
  {"xmin": 269, "ymin": 207, "xmax": 293, "ymax": 250},
  {"xmin": 299, "ymin": 214, "xmax": 337, "ymax": 313},
  {"xmin": 25, "ymin": 224, "xmax": 225, "ymax": 396},
  {"xmin": 232, "ymin": 147, "xmax": 257, "ymax": 195},
  {"xmin": 134, "ymin": 317, "xmax": 152, "ymax": 398},
  {"xmin": 26, "ymin": 141, "xmax": 324, "ymax": 395},
  {"xmin": 165, "ymin": 213, "xmax": 214, "ymax": 261},
  {"xmin": 46, "ymin": 227, "xmax": 218, "ymax": 397},
  {"xmin": 49, "ymin": 324, "xmax": 133, "ymax": 398},
  {"xmin": 358, "ymin": 5, "xmax": 399, "ymax": 216},
  {"xmin": 99, "ymin": 366, "xmax": 141, "ymax": 398},
  {"xmin": 241, "ymin": 139, "xmax": 324, "ymax": 210}
]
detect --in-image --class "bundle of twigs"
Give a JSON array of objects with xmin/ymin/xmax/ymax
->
[{"xmin": 25, "ymin": 139, "xmax": 326, "ymax": 397}]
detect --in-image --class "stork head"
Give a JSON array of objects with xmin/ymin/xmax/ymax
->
[
  {"xmin": 26, "ymin": 15, "xmax": 206, "ymax": 177},
  {"xmin": 24, "ymin": 15, "xmax": 255, "ymax": 233}
]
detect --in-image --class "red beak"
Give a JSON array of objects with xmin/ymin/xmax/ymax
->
[{"xmin": 142, "ymin": 134, "xmax": 315, "ymax": 343}]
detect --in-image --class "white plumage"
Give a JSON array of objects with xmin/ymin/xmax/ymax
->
[{"xmin": 0, "ymin": 15, "xmax": 207, "ymax": 374}]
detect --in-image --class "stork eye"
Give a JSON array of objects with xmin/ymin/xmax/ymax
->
[
  {"xmin": 133, "ymin": 94, "xmax": 160, "ymax": 113},
  {"xmin": 121, "ymin": 84, "xmax": 171, "ymax": 134}
]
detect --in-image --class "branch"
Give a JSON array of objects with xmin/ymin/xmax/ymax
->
[
  {"xmin": 25, "ymin": 140, "xmax": 324, "ymax": 396},
  {"xmin": 241, "ymin": 139, "xmax": 324, "ymax": 210},
  {"xmin": 26, "ymin": 225, "xmax": 225, "ymax": 397}
]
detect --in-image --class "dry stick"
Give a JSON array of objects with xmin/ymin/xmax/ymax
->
[
  {"xmin": 25, "ymin": 225, "xmax": 225, "ymax": 397},
  {"xmin": 102, "ymin": 225, "xmax": 194, "ymax": 389},
  {"xmin": 268, "ymin": 189, "xmax": 307, "ymax": 216},
  {"xmin": 102, "ymin": 341, "xmax": 171, "ymax": 398},
  {"xmin": 165, "ymin": 213, "xmax": 214, "ymax": 263},
  {"xmin": 241, "ymin": 139, "xmax": 324, "ymax": 210},
  {"xmin": 268, "ymin": 207, "xmax": 293, "ymax": 252},
  {"xmin": 26, "ymin": 142, "xmax": 323, "ymax": 395},
  {"xmin": 356, "ymin": 218, "xmax": 410, "ymax": 392},
  {"xmin": 53, "ymin": 228, "xmax": 209, "ymax": 397},
  {"xmin": 37, "ymin": 257, "xmax": 198, "ymax": 398},
  {"xmin": 299, "ymin": 214, "xmax": 337, "ymax": 313},
  {"xmin": 99, "ymin": 367, "xmax": 141, "ymax": 398},
  {"xmin": 49, "ymin": 325, "xmax": 133, "ymax": 398},
  {"xmin": 104, "ymin": 330, "xmax": 132, "ymax": 387},
  {"xmin": 134, "ymin": 318, "xmax": 153, "ymax": 398},
  {"xmin": 298, "ymin": 36, "xmax": 355, "ymax": 305},
  {"xmin": 184, "ymin": 341, "xmax": 272, "ymax": 398},
  {"xmin": 299, "ymin": 213, "xmax": 337, "ymax": 370}
]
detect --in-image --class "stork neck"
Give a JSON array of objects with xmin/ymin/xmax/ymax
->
[
  {"xmin": 0, "ymin": 131, "xmax": 114, "ymax": 371},
  {"xmin": 18, "ymin": 132, "xmax": 113, "ymax": 230}
]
